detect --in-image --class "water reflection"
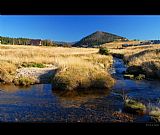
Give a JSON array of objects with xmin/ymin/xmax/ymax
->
[
  {"xmin": 53, "ymin": 89, "xmax": 111, "ymax": 108},
  {"xmin": 0, "ymin": 84, "xmax": 118, "ymax": 122},
  {"xmin": 0, "ymin": 84, "xmax": 111, "ymax": 109},
  {"xmin": 0, "ymin": 84, "xmax": 32, "ymax": 93}
]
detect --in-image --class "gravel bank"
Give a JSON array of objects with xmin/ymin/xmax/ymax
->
[{"xmin": 15, "ymin": 66, "xmax": 58, "ymax": 83}]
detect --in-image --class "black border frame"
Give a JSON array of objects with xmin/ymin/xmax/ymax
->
[
  {"xmin": 1, "ymin": 0, "xmax": 160, "ymax": 15},
  {"xmin": 1, "ymin": 0, "xmax": 160, "ymax": 131}
]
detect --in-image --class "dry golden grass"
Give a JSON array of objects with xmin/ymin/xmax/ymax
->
[
  {"xmin": 0, "ymin": 44, "xmax": 115, "ymax": 89},
  {"xmin": 0, "ymin": 61, "xmax": 17, "ymax": 83},
  {"xmin": 0, "ymin": 45, "xmax": 98, "ymax": 65},
  {"xmin": 106, "ymin": 43, "xmax": 160, "ymax": 56},
  {"xmin": 104, "ymin": 42, "xmax": 160, "ymax": 78},
  {"xmin": 0, "ymin": 44, "xmax": 113, "ymax": 70},
  {"xmin": 102, "ymin": 41, "xmax": 140, "ymax": 49},
  {"xmin": 52, "ymin": 64, "xmax": 115, "ymax": 90}
]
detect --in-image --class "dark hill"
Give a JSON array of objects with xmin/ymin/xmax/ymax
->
[{"xmin": 73, "ymin": 31, "xmax": 127, "ymax": 47}]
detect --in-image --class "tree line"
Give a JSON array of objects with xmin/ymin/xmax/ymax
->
[{"xmin": 0, "ymin": 36, "xmax": 59, "ymax": 46}]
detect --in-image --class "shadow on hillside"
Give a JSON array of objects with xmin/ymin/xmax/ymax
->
[{"xmin": 127, "ymin": 49, "xmax": 160, "ymax": 62}]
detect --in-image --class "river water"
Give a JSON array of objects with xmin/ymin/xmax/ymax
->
[
  {"xmin": 0, "ymin": 57, "xmax": 160, "ymax": 122},
  {"xmin": 111, "ymin": 58, "xmax": 160, "ymax": 103}
]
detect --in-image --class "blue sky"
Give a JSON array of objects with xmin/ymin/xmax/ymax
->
[{"xmin": 1, "ymin": 15, "xmax": 160, "ymax": 42}]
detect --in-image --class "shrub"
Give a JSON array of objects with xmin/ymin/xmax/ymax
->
[{"xmin": 99, "ymin": 47, "xmax": 110, "ymax": 55}]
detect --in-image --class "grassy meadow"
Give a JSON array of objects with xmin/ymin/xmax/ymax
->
[
  {"xmin": 0, "ymin": 44, "xmax": 115, "ymax": 90},
  {"xmin": 103, "ymin": 41, "xmax": 160, "ymax": 79}
]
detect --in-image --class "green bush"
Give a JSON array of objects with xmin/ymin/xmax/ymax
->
[{"xmin": 99, "ymin": 47, "xmax": 110, "ymax": 55}]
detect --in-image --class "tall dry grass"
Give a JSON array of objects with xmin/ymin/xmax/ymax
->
[
  {"xmin": 102, "ymin": 41, "xmax": 140, "ymax": 49},
  {"xmin": 0, "ymin": 45, "xmax": 98, "ymax": 65},
  {"xmin": 52, "ymin": 63, "xmax": 115, "ymax": 90},
  {"xmin": 0, "ymin": 44, "xmax": 115, "ymax": 89},
  {"xmin": 0, "ymin": 44, "xmax": 113, "ymax": 69},
  {"xmin": 105, "ymin": 43, "xmax": 160, "ymax": 78}
]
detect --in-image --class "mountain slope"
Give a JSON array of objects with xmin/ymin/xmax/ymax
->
[{"xmin": 73, "ymin": 31, "xmax": 127, "ymax": 47}]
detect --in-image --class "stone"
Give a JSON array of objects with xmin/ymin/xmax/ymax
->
[{"xmin": 123, "ymin": 74, "xmax": 134, "ymax": 79}]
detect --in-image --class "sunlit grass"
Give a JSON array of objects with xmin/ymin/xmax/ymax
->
[
  {"xmin": 103, "ymin": 42, "xmax": 160, "ymax": 79},
  {"xmin": 0, "ymin": 44, "xmax": 115, "ymax": 89}
]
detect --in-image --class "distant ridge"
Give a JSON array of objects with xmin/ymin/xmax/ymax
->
[
  {"xmin": 53, "ymin": 41, "xmax": 78, "ymax": 45},
  {"xmin": 0, "ymin": 31, "xmax": 127, "ymax": 47},
  {"xmin": 73, "ymin": 31, "xmax": 127, "ymax": 47}
]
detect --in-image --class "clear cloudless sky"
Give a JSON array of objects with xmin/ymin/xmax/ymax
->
[{"xmin": 1, "ymin": 15, "xmax": 160, "ymax": 42}]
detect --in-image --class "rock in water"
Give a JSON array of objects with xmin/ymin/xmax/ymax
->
[
  {"xmin": 123, "ymin": 74, "xmax": 134, "ymax": 79},
  {"xmin": 124, "ymin": 99, "xmax": 146, "ymax": 115}
]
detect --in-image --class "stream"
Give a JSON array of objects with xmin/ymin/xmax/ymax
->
[
  {"xmin": 0, "ymin": 57, "xmax": 160, "ymax": 122},
  {"xmin": 111, "ymin": 58, "xmax": 160, "ymax": 103}
]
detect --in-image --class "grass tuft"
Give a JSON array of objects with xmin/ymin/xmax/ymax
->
[
  {"xmin": 0, "ymin": 61, "xmax": 17, "ymax": 83},
  {"xmin": 13, "ymin": 76, "xmax": 37, "ymax": 86},
  {"xmin": 52, "ymin": 64, "xmax": 115, "ymax": 91},
  {"xmin": 124, "ymin": 98, "xmax": 146, "ymax": 115}
]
